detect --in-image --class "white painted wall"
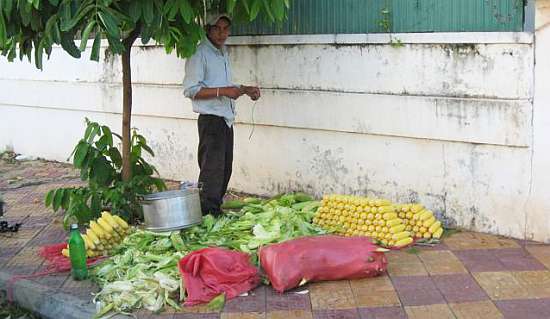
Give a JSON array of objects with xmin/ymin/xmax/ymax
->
[{"xmin": 1, "ymin": 25, "xmax": 548, "ymax": 241}]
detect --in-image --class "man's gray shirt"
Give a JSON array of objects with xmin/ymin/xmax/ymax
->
[{"xmin": 183, "ymin": 38, "xmax": 237, "ymax": 127}]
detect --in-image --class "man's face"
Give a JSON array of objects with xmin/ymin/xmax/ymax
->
[{"xmin": 208, "ymin": 18, "xmax": 231, "ymax": 48}]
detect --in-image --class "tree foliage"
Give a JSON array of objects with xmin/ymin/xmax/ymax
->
[{"xmin": 0, "ymin": 0, "xmax": 289, "ymax": 68}]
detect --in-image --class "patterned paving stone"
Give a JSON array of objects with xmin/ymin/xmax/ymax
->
[
  {"xmin": 432, "ymin": 274, "xmax": 488, "ymax": 303},
  {"xmin": 391, "ymin": 276, "xmax": 445, "ymax": 306},
  {"xmin": 266, "ymin": 288, "xmax": 310, "ymax": 311},
  {"xmin": 357, "ymin": 306, "xmax": 407, "ymax": 319},
  {"xmin": 473, "ymin": 272, "xmax": 530, "ymax": 300},
  {"xmin": 513, "ymin": 271, "xmax": 550, "ymax": 298},
  {"xmin": 309, "ymin": 281, "xmax": 355, "ymax": 310},
  {"xmin": 404, "ymin": 304, "xmax": 455, "ymax": 319},
  {"xmin": 444, "ymin": 232, "xmax": 519, "ymax": 250},
  {"xmin": 223, "ymin": 286, "xmax": 266, "ymax": 313},
  {"xmin": 449, "ymin": 300, "xmax": 503, "ymax": 319},
  {"xmin": 350, "ymin": 276, "xmax": 400, "ymax": 308},
  {"xmin": 173, "ymin": 312, "xmax": 220, "ymax": 319},
  {"xmin": 4, "ymin": 246, "xmax": 44, "ymax": 275},
  {"xmin": 526, "ymin": 245, "xmax": 550, "ymax": 269},
  {"xmin": 386, "ymin": 251, "xmax": 428, "ymax": 277},
  {"xmin": 220, "ymin": 312, "xmax": 265, "ymax": 319},
  {"xmin": 266, "ymin": 310, "xmax": 313, "ymax": 319},
  {"xmin": 417, "ymin": 250, "xmax": 467, "ymax": 275},
  {"xmin": 495, "ymin": 298, "xmax": 550, "ymax": 319},
  {"xmin": 312, "ymin": 308, "xmax": 360, "ymax": 319},
  {"xmin": 454, "ymin": 249, "xmax": 507, "ymax": 272}
]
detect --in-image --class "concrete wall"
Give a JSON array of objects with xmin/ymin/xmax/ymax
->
[{"xmin": 1, "ymin": 26, "xmax": 548, "ymax": 241}]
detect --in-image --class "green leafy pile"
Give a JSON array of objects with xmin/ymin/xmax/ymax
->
[{"xmin": 91, "ymin": 193, "xmax": 326, "ymax": 317}]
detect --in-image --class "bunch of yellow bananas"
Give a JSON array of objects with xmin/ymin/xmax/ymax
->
[
  {"xmin": 62, "ymin": 211, "xmax": 130, "ymax": 258},
  {"xmin": 313, "ymin": 194, "xmax": 414, "ymax": 248}
]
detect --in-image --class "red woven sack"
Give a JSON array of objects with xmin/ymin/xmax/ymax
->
[
  {"xmin": 178, "ymin": 247, "xmax": 260, "ymax": 306},
  {"xmin": 259, "ymin": 235, "xmax": 388, "ymax": 293}
]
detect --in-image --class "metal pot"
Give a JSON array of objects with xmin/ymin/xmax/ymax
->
[{"xmin": 141, "ymin": 188, "xmax": 202, "ymax": 232}]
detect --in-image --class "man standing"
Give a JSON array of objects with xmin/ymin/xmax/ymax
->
[{"xmin": 183, "ymin": 13, "xmax": 260, "ymax": 216}]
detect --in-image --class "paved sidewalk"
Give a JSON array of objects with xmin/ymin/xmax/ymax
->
[{"xmin": 1, "ymin": 159, "xmax": 550, "ymax": 319}]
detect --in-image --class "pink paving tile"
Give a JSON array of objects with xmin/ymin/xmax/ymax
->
[
  {"xmin": 432, "ymin": 274, "xmax": 488, "ymax": 303},
  {"xmin": 313, "ymin": 309, "xmax": 360, "ymax": 319},
  {"xmin": 495, "ymin": 298, "xmax": 550, "ymax": 319},
  {"xmin": 223, "ymin": 286, "xmax": 266, "ymax": 313},
  {"xmin": 414, "ymin": 243, "xmax": 450, "ymax": 251},
  {"xmin": 494, "ymin": 249, "xmax": 546, "ymax": 271},
  {"xmin": 454, "ymin": 249, "xmax": 507, "ymax": 272},
  {"xmin": 391, "ymin": 276, "xmax": 445, "ymax": 306},
  {"xmin": 266, "ymin": 287, "xmax": 311, "ymax": 311},
  {"xmin": 358, "ymin": 306, "xmax": 407, "ymax": 319},
  {"xmin": 455, "ymin": 249, "xmax": 545, "ymax": 272},
  {"xmin": 173, "ymin": 313, "xmax": 220, "ymax": 319}
]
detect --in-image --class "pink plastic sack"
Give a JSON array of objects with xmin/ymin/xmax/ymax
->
[
  {"xmin": 259, "ymin": 235, "xmax": 388, "ymax": 293},
  {"xmin": 178, "ymin": 247, "xmax": 260, "ymax": 306}
]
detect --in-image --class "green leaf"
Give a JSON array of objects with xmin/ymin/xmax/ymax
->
[
  {"xmin": 87, "ymin": 122, "xmax": 100, "ymax": 143},
  {"xmin": 48, "ymin": 0, "xmax": 59, "ymax": 5},
  {"xmin": 227, "ymin": 0, "xmax": 237, "ymax": 14},
  {"xmin": 59, "ymin": 2, "xmax": 71, "ymax": 27},
  {"xmin": 108, "ymin": 147, "xmax": 122, "ymax": 168},
  {"xmin": 79, "ymin": 20, "xmax": 95, "ymax": 51},
  {"xmin": 98, "ymin": 9, "xmax": 120, "ymax": 38},
  {"xmin": 128, "ymin": 0, "xmax": 142, "ymax": 22},
  {"xmin": 106, "ymin": 35, "xmax": 124, "ymax": 54},
  {"xmin": 61, "ymin": 4, "xmax": 95, "ymax": 32},
  {"xmin": 262, "ymin": 0, "xmax": 274, "ymax": 21},
  {"xmin": 250, "ymin": 0, "xmax": 261, "ymax": 21},
  {"xmin": 166, "ymin": 0, "xmax": 178, "ymax": 19},
  {"xmin": 91, "ymin": 156, "xmax": 113, "ymax": 186},
  {"xmin": 0, "ymin": 11, "xmax": 6, "ymax": 46},
  {"xmin": 142, "ymin": 0, "xmax": 154, "ymax": 24},
  {"xmin": 60, "ymin": 31, "xmax": 81, "ymax": 58},
  {"xmin": 179, "ymin": 0, "xmax": 193, "ymax": 23},
  {"xmin": 90, "ymin": 31, "xmax": 101, "ymax": 61},
  {"xmin": 74, "ymin": 141, "xmax": 89, "ymax": 168},
  {"xmin": 101, "ymin": 125, "xmax": 113, "ymax": 146},
  {"xmin": 3, "ymin": 0, "xmax": 13, "ymax": 17},
  {"xmin": 32, "ymin": 0, "xmax": 40, "ymax": 10},
  {"xmin": 45, "ymin": 189, "xmax": 54, "ymax": 207},
  {"xmin": 62, "ymin": 188, "xmax": 71, "ymax": 209},
  {"xmin": 34, "ymin": 39, "xmax": 44, "ymax": 69},
  {"xmin": 271, "ymin": 0, "xmax": 285, "ymax": 21},
  {"xmin": 53, "ymin": 189, "xmax": 64, "ymax": 211}
]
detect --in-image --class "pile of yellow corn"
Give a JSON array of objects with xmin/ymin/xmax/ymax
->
[
  {"xmin": 313, "ymin": 194, "xmax": 444, "ymax": 248},
  {"xmin": 62, "ymin": 211, "xmax": 130, "ymax": 258},
  {"xmin": 394, "ymin": 203, "xmax": 444, "ymax": 240}
]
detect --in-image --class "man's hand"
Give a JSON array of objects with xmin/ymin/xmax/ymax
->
[
  {"xmin": 242, "ymin": 86, "xmax": 261, "ymax": 101},
  {"xmin": 221, "ymin": 87, "xmax": 243, "ymax": 99}
]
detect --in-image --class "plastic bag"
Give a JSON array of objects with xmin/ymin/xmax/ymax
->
[
  {"xmin": 259, "ymin": 235, "xmax": 388, "ymax": 293},
  {"xmin": 178, "ymin": 247, "xmax": 260, "ymax": 306}
]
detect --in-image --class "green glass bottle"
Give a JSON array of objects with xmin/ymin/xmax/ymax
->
[{"xmin": 68, "ymin": 223, "xmax": 88, "ymax": 280}]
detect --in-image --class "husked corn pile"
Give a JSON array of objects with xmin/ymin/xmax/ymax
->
[
  {"xmin": 313, "ymin": 194, "xmax": 413, "ymax": 248},
  {"xmin": 394, "ymin": 203, "xmax": 444, "ymax": 240},
  {"xmin": 62, "ymin": 211, "xmax": 130, "ymax": 258},
  {"xmin": 313, "ymin": 194, "xmax": 444, "ymax": 248}
]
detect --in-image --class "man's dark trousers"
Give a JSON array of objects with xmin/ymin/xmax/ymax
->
[{"xmin": 197, "ymin": 114, "xmax": 233, "ymax": 216}]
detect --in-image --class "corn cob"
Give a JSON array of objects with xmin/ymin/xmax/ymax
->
[{"xmin": 101, "ymin": 211, "xmax": 120, "ymax": 229}]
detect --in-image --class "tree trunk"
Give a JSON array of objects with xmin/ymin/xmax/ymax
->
[{"xmin": 121, "ymin": 28, "xmax": 141, "ymax": 182}]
